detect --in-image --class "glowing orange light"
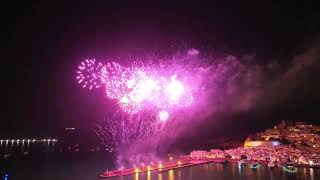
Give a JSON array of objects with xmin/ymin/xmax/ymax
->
[
  {"xmin": 147, "ymin": 166, "xmax": 151, "ymax": 171},
  {"xmin": 135, "ymin": 168, "xmax": 139, "ymax": 173}
]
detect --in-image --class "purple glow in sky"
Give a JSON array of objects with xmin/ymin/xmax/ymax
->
[{"xmin": 83, "ymin": 48, "xmax": 276, "ymax": 167}]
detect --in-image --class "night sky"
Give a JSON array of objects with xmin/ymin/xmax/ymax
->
[{"xmin": 4, "ymin": 1, "xmax": 320, "ymax": 138}]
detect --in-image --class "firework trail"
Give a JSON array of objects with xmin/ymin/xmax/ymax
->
[{"xmin": 93, "ymin": 110, "xmax": 173, "ymax": 167}]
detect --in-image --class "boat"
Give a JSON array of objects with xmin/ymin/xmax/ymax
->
[
  {"xmin": 249, "ymin": 162, "xmax": 261, "ymax": 169},
  {"xmin": 282, "ymin": 165, "xmax": 297, "ymax": 173},
  {"xmin": 282, "ymin": 162, "xmax": 298, "ymax": 173}
]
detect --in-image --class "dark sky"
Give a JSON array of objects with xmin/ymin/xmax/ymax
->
[{"xmin": 4, "ymin": 1, "xmax": 319, "ymax": 137}]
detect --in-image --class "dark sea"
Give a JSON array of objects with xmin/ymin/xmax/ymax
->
[{"xmin": 3, "ymin": 153, "xmax": 320, "ymax": 180}]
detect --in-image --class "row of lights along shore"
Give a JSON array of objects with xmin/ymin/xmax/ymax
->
[
  {"xmin": 0, "ymin": 139, "xmax": 58, "ymax": 143},
  {"xmin": 133, "ymin": 161, "xmax": 182, "ymax": 173}
]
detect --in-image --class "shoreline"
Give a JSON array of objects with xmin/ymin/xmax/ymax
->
[{"xmin": 100, "ymin": 153, "xmax": 319, "ymax": 178}]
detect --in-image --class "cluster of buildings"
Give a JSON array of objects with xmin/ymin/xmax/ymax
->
[
  {"xmin": 190, "ymin": 149, "xmax": 225, "ymax": 160},
  {"xmin": 189, "ymin": 121, "xmax": 320, "ymax": 168},
  {"xmin": 189, "ymin": 145, "xmax": 320, "ymax": 167},
  {"xmin": 224, "ymin": 145, "xmax": 320, "ymax": 167},
  {"xmin": 282, "ymin": 123, "xmax": 320, "ymax": 150},
  {"xmin": 245, "ymin": 121, "xmax": 320, "ymax": 153}
]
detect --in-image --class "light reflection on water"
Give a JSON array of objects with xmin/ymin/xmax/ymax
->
[
  {"xmin": 6, "ymin": 154, "xmax": 320, "ymax": 180},
  {"xmin": 310, "ymin": 168, "xmax": 314, "ymax": 180},
  {"xmin": 115, "ymin": 164, "xmax": 320, "ymax": 180},
  {"xmin": 177, "ymin": 169, "xmax": 182, "ymax": 180},
  {"xmin": 168, "ymin": 170, "xmax": 174, "ymax": 180},
  {"xmin": 147, "ymin": 171, "xmax": 151, "ymax": 180}
]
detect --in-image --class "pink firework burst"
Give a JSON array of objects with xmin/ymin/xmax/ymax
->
[
  {"xmin": 117, "ymin": 69, "xmax": 193, "ymax": 116},
  {"xmin": 101, "ymin": 62, "xmax": 130, "ymax": 99},
  {"xmin": 76, "ymin": 59, "xmax": 103, "ymax": 90},
  {"xmin": 158, "ymin": 110, "xmax": 169, "ymax": 121},
  {"xmin": 165, "ymin": 75, "xmax": 185, "ymax": 105},
  {"xmin": 76, "ymin": 59, "xmax": 194, "ymax": 119},
  {"xmin": 118, "ymin": 68, "xmax": 160, "ymax": 113},
  {"xmin": 164, "ymin": 75, "xmax": 193, "ymax": 108}
]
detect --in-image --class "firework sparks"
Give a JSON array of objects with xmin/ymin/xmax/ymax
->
[
  {"xmin": 82, "ymin": 61, "xmax": 195, "ymax": 116},
  {"xmin": 165, "ymin": 75, "xmax": 185, "ymax": 105},
  {"xmin": 101, "ymin": 62, "xmax": 129, "ymax": 99},
  {"xmin": 77, "ymin": 51, "xmax": 203, "ymax": 167},
  {"xmin": 77, "ymin": 48, "xmax": 271, "ymax": 168},
  {"xmin": 76, "ymin": 59, "xmax": 103, "ymax": 90},
  {"xmin": 158, "ymin": 110, "xmax": 169, "ymax": 121}
]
